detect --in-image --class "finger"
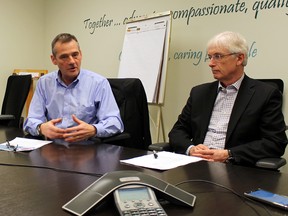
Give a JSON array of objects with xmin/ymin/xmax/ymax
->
[
  {"xmin": 64, "ymin": 126, "xmax": 79, "ymax": 133},
  {"xmin": 65, "ymin": 135, "xmax": 81, "ymax": 143},
  {"xmin": 190, "ymin": 153, "xmax": 212, "ymax": 161},
  {"xmin": 50, "ymin": 118, "xmax": 62, "ymax": 124},
  {"xmin": 53, "ymin": 133, "xmax": 65, "ymax": 139},
  {"xmin": 71, "ymin": 114, "xmax": 82, "ymax": 124},
  {"xmin": 200, "ymin": 154, "xmax": 214, "ymax": 160},
  {"xmin": 197, "ymin": 144, "xmax": 209, "ymax": 150},
  {"xmin": 196, "ymin": 150, "xmax": 214, "ymax": 155},
  {"xmin": 191, "ymin": 153, "xmax": 204, "ymax": 157},
  {"xmin": 54, "ymin": 127, "xmax": 66, "ymax": 133}
]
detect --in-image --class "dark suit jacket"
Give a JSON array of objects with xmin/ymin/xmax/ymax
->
[{"xmin": 169, "ymin": 75, "xmax": 287, "ymax": 166}]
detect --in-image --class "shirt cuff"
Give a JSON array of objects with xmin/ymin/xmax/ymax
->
[
  {"xmin": 93, "ymin": 124, "xmax": 102, "ymax": 137},
  {"xmin": 186, "ymin": 145, "xmax": 195, "ymax": 155}
]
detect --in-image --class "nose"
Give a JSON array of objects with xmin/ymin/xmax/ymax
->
[
  {"xmin": 68, "ymin": 55, "xmax": 76, "ymax": 64},
  {"xmin": 208, "ymin": 59, "xmax": 216, "ymax": 67}
]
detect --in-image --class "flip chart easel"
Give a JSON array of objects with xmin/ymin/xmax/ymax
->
[{"xmin": 118, "ymin": 11, "xmax": 171, "ymax": 142}]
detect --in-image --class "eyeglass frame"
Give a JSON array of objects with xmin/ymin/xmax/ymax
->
[{"xmin": 208, "ymin": 53, "xmax": 238, "ymax": 62}]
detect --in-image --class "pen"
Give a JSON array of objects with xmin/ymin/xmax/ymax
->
[
  {"xmin": 6, "ymin": 140, "xmax": 18, "ymax": 152},
  {"xmin": 153, "ymin": 150, "xmax": 158, "ymax": 159}
]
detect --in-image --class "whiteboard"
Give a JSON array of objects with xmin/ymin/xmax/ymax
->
[{"xmin": 118, "ymin": 11, "xmax": 171, "ymax": 104}]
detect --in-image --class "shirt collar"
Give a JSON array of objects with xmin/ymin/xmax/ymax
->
[
  {"xmin": 218, "ymin": 73, "xmax": 245, "ymax": 92},
  {"xmin": 56, "ymin": 70, "xmax": 81, "ymax": 87}
]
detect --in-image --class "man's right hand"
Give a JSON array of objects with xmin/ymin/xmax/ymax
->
[
  {"xmin": 40, "ymin": 118, "xmax": 66, "ymax": 139},
  {"xmin": 189, "ymin": 144, "xmax": 230, "ymax": 162},
  {"xmin": 189, "ymin": 144, "xmax": 210, "ymax": 155}
]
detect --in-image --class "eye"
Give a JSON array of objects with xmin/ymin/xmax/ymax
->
[
  {"xmin": 59, "ymin": 54, "xmax": 69, "ymax": 60},
  {"xmin": 214, "ymin": 54, "xmax": 222, "ymax": 60},
  {"xmin": 72, "ymin": 52, "xmax": 79, "ymax": 58}
]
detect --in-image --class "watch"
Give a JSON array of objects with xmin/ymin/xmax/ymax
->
[
  {"xmin": 226, "ymin": 149, "xmax": 234, "ymax": 163},
  {"xmin": 228, "ymin": 149, "xmax": 233, "ymax": 157},
  {"xmin": 36, "ymin": 124, "xmax": 42, "ymax": 136}
]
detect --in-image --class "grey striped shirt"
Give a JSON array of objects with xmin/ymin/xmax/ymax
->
[{"xmin": 203, "ymin": 75, "xmax": 244, "ymax": 149}]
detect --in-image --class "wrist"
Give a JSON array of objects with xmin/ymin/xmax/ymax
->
[
  {"xmin": 225, "ymin": 149, "xmax": 234, "ymax": 163},
  {"xmin": 228, "ymin": 149, "xmax": 233, "ymax": 157},
  {"xmin": 91, "ymin": 125, "xmax": 97, "ymax": 137},
  {"xmin": 187, "ymin": 145, "xmax": 195, "ymax": 156},
  {"xmin": 36, "ymin": 124, "xmax": 43, "ymax": 136}
]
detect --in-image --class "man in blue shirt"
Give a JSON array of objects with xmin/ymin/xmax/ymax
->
[{"xmin": 24, "ymin": 33, "xmax": 124, "ymax": 143}]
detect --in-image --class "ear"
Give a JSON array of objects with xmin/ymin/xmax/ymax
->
[
  {"xmin": 50, "ymin": 54, "xmax": 57, "ymax": 65},
  {"xmin": 236, "ymin": 53, "xmax": 245, "ymax": 66}
]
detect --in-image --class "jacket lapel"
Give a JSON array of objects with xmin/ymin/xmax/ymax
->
[{"xmin": 226, "ymin": 75, "xmax": 255, "ymax": 143}]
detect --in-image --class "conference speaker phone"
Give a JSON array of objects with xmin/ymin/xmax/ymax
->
[
  {"xmin": 114, "ymin": 184, "xmax": 167, "ymax": 216},
  {"xmin": 62, "ymin": 170, "xmax": 196, "ymax": 215}
]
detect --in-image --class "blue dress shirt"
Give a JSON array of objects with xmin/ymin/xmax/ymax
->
[{"xmin": 23, "ymin": 69, "xmax": 124, "ymax": 137}]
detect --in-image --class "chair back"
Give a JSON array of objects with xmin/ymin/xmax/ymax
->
[
  {"xmin": 108, "ymin": 78, "xmax": 152, "ymax": 150},
  {"xmin": 255, "ymin": 78, "xmax": 287, "ymax": 170},
  {"xmin": 1, "ymin": 75, "xmax": 32, "ymax": 127},
  {"xmin": 257, "ymin": 79, "xmax": 284, "ymax": 93}
]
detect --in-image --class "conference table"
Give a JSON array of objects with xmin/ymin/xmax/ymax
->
[{"xmin": 0, "ymin": 126, "xmax": 288, "ymax": 216}]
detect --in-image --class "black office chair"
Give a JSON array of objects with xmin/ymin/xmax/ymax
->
[
  {"xmin": 149, "ymin": 78, "xmax": 287, "ymax": 170},
  {"xmin": 98, "ymin": 78, "xmax": 152, "ymax": 150},
  {"xmin": 257, "ymin": 79, "xmax": 284, "ymax": 94},
  {"xmin": 0, "ymin": 74, "xmax": 32, "ymax": 128},
  {"xmin": 255, "ymin": 79, "xmax": 287, "ymax": 170}
]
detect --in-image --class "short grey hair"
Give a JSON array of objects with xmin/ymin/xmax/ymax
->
[
  {"xmin": 51, "ymin": 33, "xmax": 80, "ymax": 56},
  {"xmin": 207, "ymin": 31, "xmax": 249, "ymax": 66}
]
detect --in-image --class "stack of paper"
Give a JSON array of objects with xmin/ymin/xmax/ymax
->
[{"xmin": 120, "ymin": 151, "xmax": 203, "ymax": 170}]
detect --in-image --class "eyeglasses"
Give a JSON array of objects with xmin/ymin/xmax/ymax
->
[
  {"xmin": 6, "ymin": 140, "xmax": 18, "ymax": 152},
  {"xmin": 208, "ymin": 53, "xmax": 237, "ymax": 62}
]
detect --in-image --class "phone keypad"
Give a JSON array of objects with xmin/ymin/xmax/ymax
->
[{"xmin": 122, "ymin": 207, "xmax": 167, "ymax": 216}]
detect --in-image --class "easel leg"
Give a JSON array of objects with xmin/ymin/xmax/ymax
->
[{"xmin": 156, "ymin": 106, "xmax": 166, "ymax": 143}]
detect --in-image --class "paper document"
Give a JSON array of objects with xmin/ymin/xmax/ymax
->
[
  {"xmin": 118, "ymin": 20, "xmax": 167, "ymax": 103},
  {"xmin": 120, "ymin": 151, "xmax": 203, "ymax": 170},
  {"xmin": 0, "ymin": 137, "xmax": 52, "ymax": 152}
]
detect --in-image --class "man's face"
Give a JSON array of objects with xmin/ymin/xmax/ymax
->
[
  {"xmin": 51, "ymin": 40, "xmax": 82, "ymax": 84},
  {"xmin": 207, "ymin": 47, "xmax": 244, "ymax": 85}
]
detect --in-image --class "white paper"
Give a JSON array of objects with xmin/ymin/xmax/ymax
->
[
  {"xmin": 120, "ymin": 151, "xmax": 203, "ymax": 170},
  {"xmin": 0, "ymin": 137, "xmax": 52, "ymax": 152}
]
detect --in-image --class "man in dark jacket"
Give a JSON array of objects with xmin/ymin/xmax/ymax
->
[{"xmin": 169, "ymin": 31, "xmax": 287, "ymax": 166}]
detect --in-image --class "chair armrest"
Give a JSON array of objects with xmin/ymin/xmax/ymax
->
[
  {"xmin": 148, "ymin": 142, "xmax": 172, "ymax": 151},
  {"xmin": 256, "ymin": 158, "xmax": 286, "ymax": 170},
  {"xmin": 100, "ymin": 132, "xmax": 131, "ymax": 143},
  {"xmin": 82, "ymin": 133, "xmax": 131, "ymax": 145},
  {"xmin": 0, "ymin": 114, "xmax": 15, "ymax": 120}
]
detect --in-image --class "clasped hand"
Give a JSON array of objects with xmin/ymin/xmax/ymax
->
[
  {"xmin": 189, "ymin": 144, "xmax": 229, "ymax": 162},
  {"xmin": 40, "ymin": 114, "xmax": 96, "ymax": 142}
]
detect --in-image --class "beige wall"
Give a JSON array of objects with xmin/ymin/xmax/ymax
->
[
  {"xmin": 0, "ymin": 0, "xmax": 45, "ymax": 104},
  {"xmin": 1, "ymin": 0, "xmax": 288, "ymax": 146}
]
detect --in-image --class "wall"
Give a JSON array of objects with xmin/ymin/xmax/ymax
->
[
  {"xmin": 43, "ymin": 0, "xmax": 288, "ymax": 143},
  {"xmin": 0, "ymin": 0, "xmax": 45, "ymax": 106}
]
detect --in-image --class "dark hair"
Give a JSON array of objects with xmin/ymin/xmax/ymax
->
[{"xmin": 51, "ymin": 33, "xmax": 80, "ymax": 56}]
